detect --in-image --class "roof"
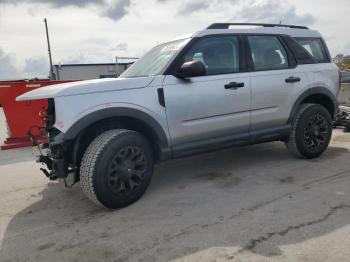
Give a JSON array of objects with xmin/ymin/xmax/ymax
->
[
  {"xmin": 207, "ymin": 23, "xmax": 309, "ymax": 29},
  {"xmin": 195, "ymin": 28, "xmax": 322, "ymax": 39},
  {"xmin": 174, "ymin": 23, "xmax": 322, "ymax": 40}
]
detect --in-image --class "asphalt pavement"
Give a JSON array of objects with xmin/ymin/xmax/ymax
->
[{"xmin": 1, "ymin": 108, "xmax": 350, "ymax": 262}]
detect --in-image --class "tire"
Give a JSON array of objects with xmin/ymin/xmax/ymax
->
[
  {"xmin": 285, "ymin": 103, "xmax": 332, "ymax": 159},
  {"xmin": 80, "ymin": 129, "xmax": 154, "ymax": 209}
]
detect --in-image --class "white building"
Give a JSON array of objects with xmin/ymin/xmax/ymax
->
[{"xmin": 53, "ymin": 61, "xmax": 136, "ymax": 80}]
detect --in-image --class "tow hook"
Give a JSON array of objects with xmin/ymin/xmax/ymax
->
[
  {"xmin": 39, "ymin": 168, "xmax": 58, "ymax": 180},
  {"xmin": 36, "ymin": 155, "xmax": 53, "ymax": 170},
  {"xmin": 36, "ymin": 155, "xmax": 58, "ymax": 180},
  {"xmin": 40, "ymin": 168, "xmax": 50, "ymax": 178}
]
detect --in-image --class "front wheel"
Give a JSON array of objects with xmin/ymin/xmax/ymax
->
[
  {"xmin": 285, "ymin": 103, "xmax": 332, "ymax": 159},
  {"xmin": 80, "ymin": 129, "xmax": 154, "ymax": 209}
]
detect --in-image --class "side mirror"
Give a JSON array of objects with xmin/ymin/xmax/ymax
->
[{"xmin": 177, "ymin": 60, "xmax": 206, "ymax": 79}]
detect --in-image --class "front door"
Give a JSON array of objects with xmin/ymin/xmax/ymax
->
[{"xmin": 162, "ymin": 35, "xmax": 251, "ymax": 151}]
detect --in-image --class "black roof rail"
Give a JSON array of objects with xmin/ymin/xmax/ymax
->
[{"xmin": 207, "ymin": 23, "xmax": 309, "ymax": 30}]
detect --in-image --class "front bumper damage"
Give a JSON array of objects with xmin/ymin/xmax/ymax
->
[{"xmin": 36, "ymin": 132, "xmax": 77, "ymax": 187}]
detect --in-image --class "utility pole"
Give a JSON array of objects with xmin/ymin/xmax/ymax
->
[
  {"xmin": 115, "ymin": 56, "xmax": 119, "ymax": 77},
  {"xmin": 44, "ymin": 18, "xmax": 55, "ymax": 80}
]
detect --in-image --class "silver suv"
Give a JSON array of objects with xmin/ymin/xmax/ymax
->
[{"xmin": 18, "ymin": 23, "xmax": 340, "ymax": 209}]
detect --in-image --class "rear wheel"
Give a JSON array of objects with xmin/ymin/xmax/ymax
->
[
  {"xmin": 285, "ymin": 103, "xmax": 332, "ymax": 159},
  {"xmin": 80, "ymin": 129, "xmax": 154, "ymax": 209}
]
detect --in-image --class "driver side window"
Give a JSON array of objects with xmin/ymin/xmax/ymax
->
[{"xmin": 183, "ymin": 36, "xmax": 240, "ymax": 76}]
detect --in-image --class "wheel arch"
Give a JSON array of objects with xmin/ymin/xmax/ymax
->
[
  {"xmin": 63, "ymin": 107, "xmax": 172, "ymax": 166},
  {"xmin": 288, "ymin": 86, "xmax": 338, "ymax": 123}
]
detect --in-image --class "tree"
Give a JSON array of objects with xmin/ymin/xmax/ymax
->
[{"xmin": 335, "ymin": 53, "xmax": 344, "ymax": 63}]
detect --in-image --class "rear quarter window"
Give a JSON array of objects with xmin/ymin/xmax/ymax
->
[{"xmin": 295, "ymin": 37, "xmax": 330, "ymax": 63}]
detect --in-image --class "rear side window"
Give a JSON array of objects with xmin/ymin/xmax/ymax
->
[
  {"xmin": 282, "ymin": 36, "xmax": 315, "ymax": 64},
  {"xmin": 247, "ymin": 36, "xmax": 289, "ymax": 71},
  {"xmin": 295, "ymin": 38, "xmax": 329, "ymax": 63}
]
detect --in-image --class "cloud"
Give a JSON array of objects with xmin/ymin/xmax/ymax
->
[
  {"xmin": 0, "ymin": 48, "xmax": 19, "ymax": 80},
  {"xmin": 23, "ymin": 56, "xmax": 49, "ymax": 76},
  {"xmin": 173, "ymin": 0, "xmax": 314, "ymax": 26},
  {"xmin": 177, "ymin": 0, "xmax": 210, "ymax": 15},
  {"xmin": 236, "ymin": 0, "xmax": 315, "ymax": 26},
  {"xmin": 341, "ymin": 42, "xmax": 350, "ymax": 55},
  {"xmin": 61, "ymin": 53, "xmax": 88, "ymax": 64},
  {"xmin": 110, "ymin": 42, "xmax": 128, "ymax": 52},
  {"xmin": 104, "ymin": 0, "xmax": 130, "ymax": 21},
  {"xmin": 0, "ymin": 0, "xmax": 343, "ymax": 80},
  {"xmin": 344, "ymin": 42, "xmax": 350, "ymax": 51},
  {"xmin": 57, "ymin": 50, "xmax": 116, "ymax": 64},
  {"xmin": 0, "ymin": 48, "xmax": 49, "ymax": 80},
  {"xmin": 0, "ymin": 0, "xmax": 105, "ymax": 8},
  {"xmin": 0, "ymin": 0, "xmax": 132, "ymax": 22}
]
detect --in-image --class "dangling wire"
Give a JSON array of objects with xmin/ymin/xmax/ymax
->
[{"xmin": 27, "ymin": 125, "xmax": 45, "ymax": 155}]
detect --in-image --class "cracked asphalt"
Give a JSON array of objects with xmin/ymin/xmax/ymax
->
[{"xmin": 1, "ymin": 108, "xmax": 350, "ymax": 262}]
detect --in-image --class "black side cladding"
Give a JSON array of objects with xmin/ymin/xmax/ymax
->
[{"xmin": 157, "ymin": 88, "xmax": 165, "ymax": 107}]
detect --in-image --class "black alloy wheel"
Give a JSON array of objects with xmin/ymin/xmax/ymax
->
[
  {"xmin": 80, "ymin": 129, "xmax": 154, "ymax": 209},
  {"xmin": 303, "ymin": 113, "xmax": 329, "ymax": 152},
  {"xmin": 285, "ymin": 103, "xmax": 332, "ymax": 159},
  {"xmin": 107, "ymin": 146, "xmax": 147, "ymax": 195}
]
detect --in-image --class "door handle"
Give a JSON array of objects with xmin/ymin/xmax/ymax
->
[
  {"xmin": 224, "ymin": 82, "xmax": 244, "ymax": 90},
  {"xmin": 285, "ymin": 76, "xmax": 301, "ymax": 83}
]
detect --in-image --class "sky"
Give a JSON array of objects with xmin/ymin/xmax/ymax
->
[{"xmin": 0, "ymin": 0, "xmax": 349, "ymax": 80}]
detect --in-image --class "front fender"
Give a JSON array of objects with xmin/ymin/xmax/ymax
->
[{"xmin": 62, "ymin": 107, "xmax": 170, "ymax": 149}]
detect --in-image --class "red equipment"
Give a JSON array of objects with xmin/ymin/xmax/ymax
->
[{"xmin": 0, "ymin": 80, "xmax": 74, "ymax": 150}]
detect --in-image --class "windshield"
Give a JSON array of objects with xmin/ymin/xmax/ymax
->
[{"xmin": 120, "ymin": 38, "xmax": 190, "ymax": 78}]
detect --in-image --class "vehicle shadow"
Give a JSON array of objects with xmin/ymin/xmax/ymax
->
[{"xmin": 1, "ymin": 142, "xmax": 350, "ymax": 261}]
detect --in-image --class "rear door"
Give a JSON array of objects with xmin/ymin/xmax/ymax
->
[{"xmin": 247, "ymin": 35, "xmax": 308, "ymax": 131}]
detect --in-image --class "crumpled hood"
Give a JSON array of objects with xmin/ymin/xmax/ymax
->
[{"xmin": 16, "ymin": 77, "xmax": 155, "ymax": 101}]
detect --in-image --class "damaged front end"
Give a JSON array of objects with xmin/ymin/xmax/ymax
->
[{"xmin": 33, "ymin": 98, "xmax": 77, "ymax": 187}]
